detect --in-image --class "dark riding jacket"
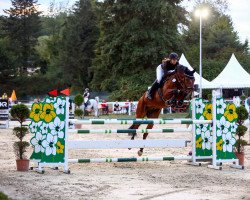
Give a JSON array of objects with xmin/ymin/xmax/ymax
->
[{"xmin": 161, "ymin": 59, "xmax": 179, "ymax": 75}]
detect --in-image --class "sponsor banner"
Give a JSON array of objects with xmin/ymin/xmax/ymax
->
[{"xmin": 0, "ymin": 100, "xmax": 8, "ymax": 110}]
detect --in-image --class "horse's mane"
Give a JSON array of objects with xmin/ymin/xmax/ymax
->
[{"xmin": 176, "ymin": 64, "xmax": 195, "ymax": 78}]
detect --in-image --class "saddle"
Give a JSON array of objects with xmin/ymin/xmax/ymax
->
[{"xmin": 84, "ymin": 100, "xmax": 90, "ymax": 108}]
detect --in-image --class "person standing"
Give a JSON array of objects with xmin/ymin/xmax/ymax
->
[{"xmin": 83, "ymin": 88, "xmax": 90, "ymax": 107}]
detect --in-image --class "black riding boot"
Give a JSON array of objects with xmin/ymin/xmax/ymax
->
[{"xmin": 147, "ymin": 80, "xmax": 159, "ymax": 100}]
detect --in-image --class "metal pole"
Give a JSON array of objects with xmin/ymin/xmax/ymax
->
[{"xmin": 199, "ymin": 15, "xmax": 203, "ymax": 98}]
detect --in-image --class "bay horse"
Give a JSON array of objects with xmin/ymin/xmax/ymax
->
[{"xmin": 129, "ymin": 64, "xmax": 195, "ymax": 156}]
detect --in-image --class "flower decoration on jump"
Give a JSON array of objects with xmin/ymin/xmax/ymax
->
[
  {"xmin": 230, "ymin": 121, "xmax": 237, "ymax": 133},
  {"xmin": 216, "ymin": 139, "xmax": 223, "ymax": 151},
  {"xmin": 29, "ymin": 121, "xmax": 42, "ymax": 134},
  {"xmin": 56, "ymin": 141, "xmax": 65, "ymax": 154},
  {"xmin": 196, "ymin": 116, "xmax": 210, "ymax": 135},
  {"xmin": 216, "ymin": 116, "xmax": 230, "ymax": 136},
  {"xmin": 30, "ymin": 103, "xmax": 43, "ymax": 122},
  {"xmin": 203, "ymin": 103, "xmax": 212, "ymax": 120},
  {"xmin": 196, "ymin": 137, "xmax": 202, "ymax": 149},
  {"xmin": 201, "ymin": 130, "xmax": 212, "ymax": 150},
  {"xmin": 54, "ymin": 98, "xmax": 66, "ymax": 115},
  {"xmin": 49, "ymin": 117, "xmax": 65, "ymax": 138},
  {"xmin": 40, "ymin": 103, "xmax": 56, "ymax": 123},
  {"xmin": 40, "ymin": 122, "xmax": 49, "ymax": 134},
  {"xmin": 216, "ymin": 98, "xmax": 226, "ymax": 114},
  {"xmin": 224, "ymin": 104, "xmax": 238, "ymax": 122},
  {"xmin": 41, "ymin": 133, "xmax": 58, "ymax": 156},
  {"xmin": 222, "ymin": 132, "xmax": 236, "ymax": 153},
  {"xmin": 195, "ymin": 99, "xmax": 205, "ymax": 114},
  {"xmin": 30, "ymin": 132, "xmax": 46, "ymax": 153}
]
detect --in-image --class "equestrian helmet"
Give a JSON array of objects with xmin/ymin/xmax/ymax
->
[{"xmin": 169, "ymin": 52, "xmax": 178, "ymax": 60}]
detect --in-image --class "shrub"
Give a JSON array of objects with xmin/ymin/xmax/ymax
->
[
  {"xmin": 10, "ymin": 104, "xmax": 30, "ymax": 126},
  {"xmin": 10, "ymin": 104, "xmax": 30, "ymax": 160},
  {"xmin": 74, "ymin": 94, "xmax": 84, "ymax": 107},
  {"xmin": 235, "ymin": 106, "xmax": 248, "ymax": 153},
  {"xmin": 74, "ymin": 108, "xmax": 83, "ymax": 118}
]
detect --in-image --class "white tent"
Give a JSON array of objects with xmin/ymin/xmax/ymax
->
[
  {"xmin": 179, "ymin": 54, "xmax": 212, "ymax": 87},
  {"xmin": 205, "ymin": 54, "xmax": 250, "ymax": 89}
]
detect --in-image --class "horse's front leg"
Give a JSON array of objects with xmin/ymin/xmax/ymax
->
[
  {"xmin": 138, "ymin": 124, "xmax": 153, "ymax": 156},
  {"xmin": 128, "ymin": 124, "xmax": 140, "ymax": 150}
]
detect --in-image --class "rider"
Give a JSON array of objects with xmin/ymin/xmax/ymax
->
[
  {"xmin": 147, "ymin": 52, "xmax": 179, "ymax": 100},
  {"xmin": 83, "ymin": 88, "xmax": 90, "ymax": 107}
]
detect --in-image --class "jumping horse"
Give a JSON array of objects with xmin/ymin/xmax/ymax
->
[{"xmin": 129, "ymin": 64, "xmax": 195, "ymax": 156}]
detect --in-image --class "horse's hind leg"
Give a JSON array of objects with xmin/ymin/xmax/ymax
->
[
  {"xmin": 138, "ymin": 108, "xmax": 161, "ymax": 156},
  {"xmin": 129, "ymin": 97, "xmax": 146, "ymax": 139}
]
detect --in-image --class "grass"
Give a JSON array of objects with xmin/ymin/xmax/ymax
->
[{"xmin": 0, "ymin": 192, "xmax": 11, "ymax": 200}]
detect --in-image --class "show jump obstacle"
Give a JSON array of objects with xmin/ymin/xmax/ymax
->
[{"xmin": 29, "ymin": 91, "xmax": 243, "ymax": 173}]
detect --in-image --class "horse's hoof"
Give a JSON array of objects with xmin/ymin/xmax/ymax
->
[{"xmin": 138, "ymin": 150, "xmax": 143, "ymax": 156}]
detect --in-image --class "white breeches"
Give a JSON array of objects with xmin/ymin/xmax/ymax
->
[
  {"xmin": 84, "ymin": 97, "xmax": 89, "ymax": 103},
  {"xmin": 156, "ymin": 64, "xmax": 164, "ymax": 83}
]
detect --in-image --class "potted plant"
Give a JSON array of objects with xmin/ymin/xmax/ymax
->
[
  {"xmin": 235, "ymin": 105, "xmax": 248, "ymax": 165},
  {"xmin": 74, "ymin": 94, "xmax": 84, "ymax": 118},
  {"xmin": 240, "ymin": 95, "xmax": 246, "ymax": 105},
  {"xmin": 74, "ymin": 94, "xmax": 84, "ymax": 128},
  {"xmin": 10, "ymin": 104, "xmax": 30, "ymax": 171}
]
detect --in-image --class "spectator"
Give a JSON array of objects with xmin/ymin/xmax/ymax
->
[
  {"xmin": 2, "ymin": 93, "xmax": 8, "ymax": 99},
  {"xmin": 101, "ymin": 100, "xmax": 108, "ymax": 115},
  {"xmin": 114, "ymin": 101, "xmax": 121, "ymax": 113},
  {"xmin": 125, "ymin": 100, "xmax": 129, "ymax": 114}
]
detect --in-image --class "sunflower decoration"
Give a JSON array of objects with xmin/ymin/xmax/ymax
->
[
  {"xmin": 216, "ymin": 139, "xmax": 223, "ymax": 151},
  {"xmin": 203, "ymin": 103, "xmax": 212, "ymax": 120},
  {"xmin": 30, "ymin": 103, "xmax": 43, "ymax": 122},
  {"xmin": 224, "ymin": 103, "xmax": 238, "ymax": 122},
  {"xmin": 56, "ymin": 141, "xmax": 65, "ymax": 154},
  {"xmin": 196, "ymin": 137, "xmax": 202, "ymax": 149},
  {"xmin": 40, "ymin": 103, "xmax": 56, "ymax": 123}
]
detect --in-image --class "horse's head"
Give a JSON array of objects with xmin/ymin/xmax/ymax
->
[
  {"xmin": 162, "ymin": 64, "xmax": 195, "ymax": 107},
  {"xmin": 175, "ymin": 64, "xmax": 195, "ymax": 88}
]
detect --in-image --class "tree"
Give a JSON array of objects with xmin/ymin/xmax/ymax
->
[
  {"xmin": 3, "ymin": 0, "xmax": 42, "ymax": 75},
  {"xmin": 181, "ymin": 0, "xmax": 249, "ymax": 81},
  {"xmin": 60, "ymin": 0, "xmax": 99, "ymax": 91},
  {"xmin": 91, "ymin": 0, "xmax": 186, "ymax": 99}
]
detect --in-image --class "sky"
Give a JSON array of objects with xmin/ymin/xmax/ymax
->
[{"xmin": 0, "ymin": 0, "xmax": 249, "ymax": 42}]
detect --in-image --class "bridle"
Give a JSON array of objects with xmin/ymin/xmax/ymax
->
[{"xmin": 158, "ymin": 67, "xmax": 195, "ymax": 105}]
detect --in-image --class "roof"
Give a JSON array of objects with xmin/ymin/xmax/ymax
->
[
  {"xmin": 179, "ymin": 54, "xmax": 212, "ymax": 87},
  {"xmin": 204, "ymin": 54, "xmax": 250, "ymax": 89}
]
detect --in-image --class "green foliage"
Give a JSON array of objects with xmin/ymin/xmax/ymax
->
[
  {"xmin": 13, "ymin": 127, "xmax": 29, "ymax": 141},
  {"xmin": 13, "ymin": 141, "xmax": 30, "ymax": 160},
  {"xmin": 236, "ymin": 106, "xmax": 248, "ymax": 122},
  {"xmin": 235, "ymin": 105, "xmax": 248, "ymax": 153},
  {"xmin": 3, "ymin": 0, "xmax": 42, "ymax": 75},
  {"xmin": 0, "ymin": 192, "xmax": 11, "ymax": 200},
  {"xmin": 91, "ymin": 0, "xmax": 186, "ymax": 94},
  {"xmin": 240, "ymin": 95, "xmax": 246, "ymax": 101},
  {"xmin": 60, "ymin": 0, "xmax": 99, "ymax": 89},
  {"xmin": 74, "ymin": 108, "xmax": 84, "ymax": 117},
  {"xmin": 10, "ymin": 104, "xmax": 30, "ymax": 125},
  {"xmin": 181, "ymin": 1, "xmax": 249, "ymax": 82},
  {"xmin": 11, "ymin": 105, "xmax": 30, "ymax": 159},
  {"xmin": 74, "ymin": 94, "xmax": 84, "ymax": 107}
]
